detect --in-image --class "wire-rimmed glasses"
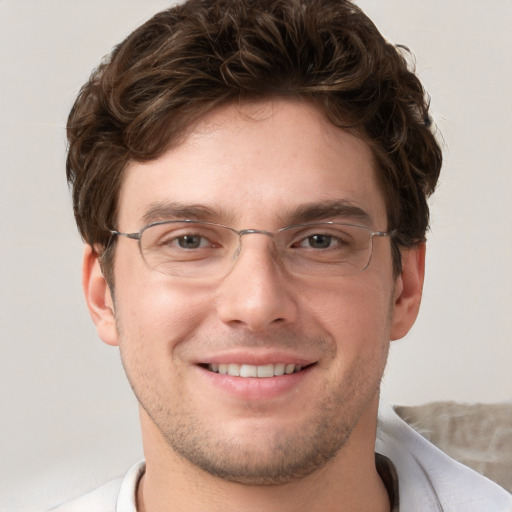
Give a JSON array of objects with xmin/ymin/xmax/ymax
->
[{"xmin": 110, "ymin": 219, "xmax": 394, "ymax": 279}]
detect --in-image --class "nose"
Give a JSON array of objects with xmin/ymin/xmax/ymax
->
[{"xmin": 215, "ymin": 234, "xmax": 299, "ymax": 332}]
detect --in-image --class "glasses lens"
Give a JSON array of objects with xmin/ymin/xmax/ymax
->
[
  {"xmin": 140, "ymin": 221, "xmax": 237, "ymax": 277},
  {"xmin": 278, "ymin": 223, "xmax": 373, "ymax": 277}
]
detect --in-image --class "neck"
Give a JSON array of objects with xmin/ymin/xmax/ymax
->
[{"xmin": 136, "ymin": 404, "xmax": 390, "ymax": 512}]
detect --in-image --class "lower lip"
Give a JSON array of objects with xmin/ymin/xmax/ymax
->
[{"xmin": 197, "ymin": 365, "xmax": 313, "ymax": 401}]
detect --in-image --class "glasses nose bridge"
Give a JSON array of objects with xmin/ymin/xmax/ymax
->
[
  {"xmin": 237, "ymin": 227, "xmax": 276, "ymax": 239},
  {"xmin": 232, "ymin": 228, "xmax": 278, "ymax": 260}
]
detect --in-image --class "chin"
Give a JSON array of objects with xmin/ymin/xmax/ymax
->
[{"xmin": 157, "ymin": 403, "xmax": 359, "ymax": 485}]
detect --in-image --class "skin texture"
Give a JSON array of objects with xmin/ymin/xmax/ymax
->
[{"xmin": 83, "ymin": 99, "xmax": 425, "ymax": 512}]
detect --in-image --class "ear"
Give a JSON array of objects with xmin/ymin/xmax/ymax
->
[
  {"xmin": 82, "ymin": 244, "xmax": 119, "ymax": 346},
  {"xmin": 390, "ymin": 243, "xmax": 426, "ymax": 341}
]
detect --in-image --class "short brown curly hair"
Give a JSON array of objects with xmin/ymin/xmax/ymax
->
[{"xmin": 67, "ymin": 0, "xmax": 442, "ymax": 283}]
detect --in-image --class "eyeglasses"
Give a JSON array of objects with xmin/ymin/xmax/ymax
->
[{"xmin": 110, "ymin": 220, "xmax": 394, "ymax": 279}]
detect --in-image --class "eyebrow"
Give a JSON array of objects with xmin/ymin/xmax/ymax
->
[
  {"xmin": 140, "ymin": 199, "xmax": 371, "ymax": 227},
  {"xmin": 142, "ymin": 202, "xmax": 234, "ymax": 225},
  {"xmin": 285, "ymin": 200, "xmax": 372, "ymax": 226}
]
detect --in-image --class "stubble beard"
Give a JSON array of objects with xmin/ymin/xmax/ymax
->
[
  {"xmin": 123, "ymin": 343, "xmax": 387, "ymax": 487},
  {"xmin": 160, "ymin": 398, "xmax": 357, "ymax": 485}
]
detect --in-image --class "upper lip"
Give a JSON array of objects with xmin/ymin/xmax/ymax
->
[{"xmin": 194, "ymin": 350, "xmax": 317, "ymax": 366}]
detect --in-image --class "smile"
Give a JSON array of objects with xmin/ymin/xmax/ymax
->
[{"xmin": 207, "ymin": 363, "xmax": 304, "ymax": 378}]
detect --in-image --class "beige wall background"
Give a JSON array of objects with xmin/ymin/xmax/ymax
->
[{"xmin": 1, "ymin": 1, "xmax": 511, "ymax": 510}]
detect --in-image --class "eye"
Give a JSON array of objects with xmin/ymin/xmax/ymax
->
[
  {"xmin": 301, "ymin": 234, "xmax": 335, "ymax": 249},
  {"xmin": 173, "ymin": 234, "xmax": 211, "ymax": 249},
  {"xmin": 141, "ymin": 222, "xmax": 229, "ymax": 267},
  {"xmin": 162, "ymin": 231, "xmax": 222, "ymax": 251},
  {"xmin": 151, "ymin": 225, "xmax": 221, "ymax": 251},
  {"xmin": 294, "ymin": 231, "xmax": 350, "ymax": 250}
]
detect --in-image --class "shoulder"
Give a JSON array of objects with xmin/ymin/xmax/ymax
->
[
  {"xmin": 47, "ymin": 461, "xmax": 144, "ymax": 512},
  {"xmin": 376, "ymin": 403, "xmax": 512, "ymax": 512},
  {"xmin": 47, "ymin": 478, "xmax": 122, "ymax": 512}
]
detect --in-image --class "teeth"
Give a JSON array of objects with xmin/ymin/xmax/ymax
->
[
  {"xmin": 274, "ymin": 363, "xmax": 286, "ymax": 376},
  {"xmin": 240, "ymin": 364, "xmax": 257, "ymax": 377},
  {"xmin": 228, "ymin": 363, "xmax": 240, "ymax": 376},
  {"xmin": 257, "ymin": 364, "xmax": 274, "ymax": 378},
  {"xmin": 207, "ymin": 363, "xmax": 303, "ymax": 378}
]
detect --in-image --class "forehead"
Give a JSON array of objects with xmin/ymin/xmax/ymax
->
[{"xmin": 118, "ymin": 99, "xmax": 386, "ymax": 228}]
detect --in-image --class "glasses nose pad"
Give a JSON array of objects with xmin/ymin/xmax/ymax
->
[
  {"xmin": 232, "ymin": 235, "xmax": 243, "ymax": 261},
  {"xmin": 361, "ymin": 236, "xmax": 373, "ymax": 272}
]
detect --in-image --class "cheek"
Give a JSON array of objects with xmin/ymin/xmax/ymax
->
[
  {"xmin": 307, "ymin": 277, "xmax": 394, "ymax": 360},
  {"xmin": 118, "ymin": 286, "xmax": 211, "ymax": 344},
  {"xmin": 114, "ymin": 280, "xmax": 215, "ymax": 408},
  {"xmin": 112, "ymin": 250, "xmax": 213, "ymax": 354}
]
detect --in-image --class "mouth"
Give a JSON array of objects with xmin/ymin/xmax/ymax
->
[
  {"xmin": 201, "ymin": 362, "xmax": 313, "ymax": 378},
  {"xmin": 196, "ymin": 358, "xmax": 317, "ymax": 400}
]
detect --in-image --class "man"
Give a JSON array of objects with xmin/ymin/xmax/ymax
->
[{"xmin": 53, "ymin": 0, "xmax": 512, "ymax": 510}]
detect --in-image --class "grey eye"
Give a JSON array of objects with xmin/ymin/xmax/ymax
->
[
  {"xmin": 177, "ymin": 235, "xmax": 204, "ymax": 249},
  {"xmin": 305, "ymin": 234, "xmax": 333, "ymax": 249}
]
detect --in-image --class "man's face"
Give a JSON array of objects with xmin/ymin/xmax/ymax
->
[{"xmin": 85, "ymin": 100, "xmax": 422, "ymax": 484}]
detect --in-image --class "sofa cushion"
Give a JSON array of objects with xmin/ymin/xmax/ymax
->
[{"xmin": 394, "ymin": 402, "xmax": 512, "ymax": 493}]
